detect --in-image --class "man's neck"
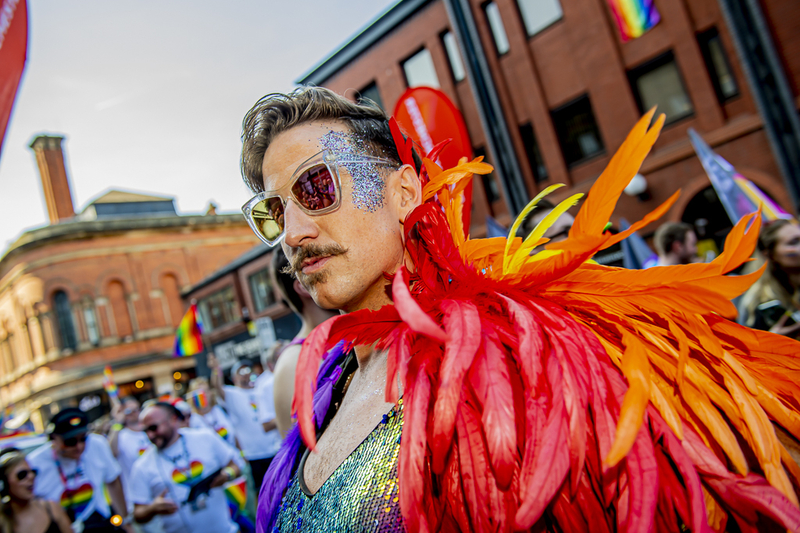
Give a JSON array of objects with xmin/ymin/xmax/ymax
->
[{"xmin": 162, "ymin": 432, "xmax": 181, "ymax": 451}]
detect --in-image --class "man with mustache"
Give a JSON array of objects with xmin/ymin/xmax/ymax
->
[{"xmin": 239, "ymin": 87, "xmax": 800, "ymax": 532}]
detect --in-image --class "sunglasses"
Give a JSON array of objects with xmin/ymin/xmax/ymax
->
[
  {"xmin": 242, "ymin": 150, "xmax": 396, "ymax": 246},
  {"xmin": 15, "ymin": 468, "xmax": 37, "ymax": 481},
  {"xmin": 62, "ymin": 434, "xmax": 87, "ymax": 447}
]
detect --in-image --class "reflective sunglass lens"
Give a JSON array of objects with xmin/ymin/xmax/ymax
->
[
  {"xmin": 292, "ymin": 165, "xmax": 336, "ymax": 212},
  {"xmin": 251, "ymin": 197, "xmax": 285, "ymax": 243}
]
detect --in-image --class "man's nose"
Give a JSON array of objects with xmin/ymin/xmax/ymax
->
[{"xmin": 283, "ymin": 199, "xmax": 320, "ymax": 248}]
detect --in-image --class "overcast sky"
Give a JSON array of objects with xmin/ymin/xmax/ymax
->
[{"xmin": 0, "ymin": 0, "xmax": 397, "ymax": 250}]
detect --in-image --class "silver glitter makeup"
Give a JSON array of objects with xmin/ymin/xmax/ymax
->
[{"xmin": 320, "ymin": 130, "xmax": 386, "ymax": 212}]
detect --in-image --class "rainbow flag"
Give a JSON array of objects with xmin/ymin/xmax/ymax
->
[
  {"xmin": 689, "ymin": 128, "xmax": 793, "ymax": 224},
  {"xmin": 606, "ymin": 0, "xmax": 660, "ymax": 41},
  {"xmin": 734, "ymin": 176, "xmax": 793, "ymax": 222},
  {"xmin": 173, "ymin": 303, "xmax": 204, "ymax": 357},
  {"xmin": 102, "ymin": 366, "xmax": 118, "ymax": 400},
  {"xmin": 223, "ymin": 476, "xmax": 247, "ymax": 511},
  {"xmin": 187, "ymin": 389, "xmax": 208, "ymax": 411}
]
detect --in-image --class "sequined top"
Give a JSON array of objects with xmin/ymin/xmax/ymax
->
[{"xmin": 274, "ymin": 400, "xmax": 405, "ymax": 532}]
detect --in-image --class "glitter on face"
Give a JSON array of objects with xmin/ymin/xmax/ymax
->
[{"xmin": 320, "ymin": 131, "xmax": 386, "ymax": 212}]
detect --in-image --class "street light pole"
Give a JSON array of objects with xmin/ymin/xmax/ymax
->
[
  {"xmin": 442, "ymin": 0, "xmax": 529, "ymax": 216},
  {"xmin": 717, "ymin": 0, "xmax": 800, "ymax": 213}
]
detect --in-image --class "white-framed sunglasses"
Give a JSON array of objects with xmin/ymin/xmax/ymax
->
[{"xmin": 242, "ymin": 149, "xmax": 396, "ymax": 246}]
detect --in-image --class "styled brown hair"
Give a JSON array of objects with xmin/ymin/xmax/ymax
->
[
  {"xmin": 654, "ymin": 222, "xmax": 694, "ymax": 256},
  {"xmin": 240, "ymin": 86, "xmax": 410, "ymax": 193}
]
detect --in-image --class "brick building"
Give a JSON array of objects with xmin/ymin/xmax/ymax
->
[
  {"xmin": 299, "ymin": 0, "xmax": 800, "ymax": 243},
  {"xmin": 181, "ymin": 244, "xmax": 301, "ymax": 380},
  {"xmin": 0, "ymin": 136, "xmax": 260, "ymax": 431}
]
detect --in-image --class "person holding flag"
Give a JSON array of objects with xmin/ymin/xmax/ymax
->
[{"xmin": 185, "ymin": 378, "xmax": 237, "ymax": 450}]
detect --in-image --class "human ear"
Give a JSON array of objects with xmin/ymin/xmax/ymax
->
[
  {"xmin": 388, "ymin": 164, "xmax": 422, "ymax": 223},
  {"xmin": 293, "ymin": 279, "xmax": 311, "ymax": 299}
]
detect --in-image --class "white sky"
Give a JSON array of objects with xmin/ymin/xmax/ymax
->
[{"xmin": 0, "ymin": 0, "xmax": 397, "ymax": 250}]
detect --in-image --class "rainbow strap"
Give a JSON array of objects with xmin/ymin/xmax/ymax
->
[
  {"xmin": 173, "ymin": 303, "xmax": 204, "ymax": 357},
  {"xmin": 606, "ymin": 0, "xmax": 660, "ymax": 41}
]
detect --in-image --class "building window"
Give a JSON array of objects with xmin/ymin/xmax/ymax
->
[
  {"xmin": 516, "ymin": 0, "xmax": 562, "ymax": 37},
  {"xmin": 442, "ymin": 31, "xmax": 466, "ymax": 82},
  {"xmin": 698, "ymin": 28, "xmax": 738, "ymax": 103},
  {"xmin": 198, "ymin": 286, "xmax": 240, "ymax": 331},
  {"xmin": 83, "ymin": 305, "xmax": 100, "ymax": 346},
  {"xmin": 483, "ymin": 2, "xmax": 510, "ymax": 56},
  {"xmin": 629, "ymin": 52, "xmax": 694, "ymax": 125},
  {"xmin": 402, "ymin": 48, "xmax": 440, "ymax": 88},
  {"xmin": 551, "ymin": 95, "xmax": 605, "ymax": 167},
  {"xmin": 359, "ymin": 82, "xmax": 385, "ymax": 110},
  {"xmin": 248, "ymin": 268, "xmax": 275, "ymax": 313},
  {"xmin": 519, "ymin": 122, "xmax": 548, "ymax": 183},
  {"xmin": 53, "ymin": 291, "xmax": 77, "ymax": 351}
]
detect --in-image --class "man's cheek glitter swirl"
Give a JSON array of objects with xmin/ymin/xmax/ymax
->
[{"xmin": 320, "ymin": 130, "xmax": 386, "ymax": 212}]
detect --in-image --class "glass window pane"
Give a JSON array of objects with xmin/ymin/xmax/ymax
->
[
  {"xmin": 359, "ymin": 82, "xmax": 384, "ymax": 110},
  {"xmin": 633, "ymin": 57, "xmax": 693, "ymax": 124},
  {"xmin": 83, "ymin": 306, "xmax": 100, "ymax": 346},
  {"xmin": 198, "ymin": 286, "xmax": 240, "ymax": 331},
  {"xmin": 403, "ymin": 49, "xmax": 440, "ymax": 88},
  {"xmin": 519, "ymin": 122, "xmax": 548, "ymax": 183},
  {"xmin": 484, "ymin": 2, "xmax": 510, "ymax": 55},
  {"xmin": 698, "ymin": 28, "xmax": 739, "ymax": 104},
  {"xmin": 54, "ymin": 291, "xmax": 77, "ymax": 351},
  {"xmin": 442, "ymin": 31, "xmax": 466, "ymax": 82},
  {"xmin": 248, "ymin": 268, "xmax": 275, "ymax": 313},
  {"xmin": 517, "ymin": 0, "xmax": 563, "ymax": 37},
  {"xmin": 551, "ymin": 95, "xmax": 605, "ymax": 166}
]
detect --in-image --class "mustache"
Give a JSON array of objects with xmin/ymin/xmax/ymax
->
[{"xmin": 283, "ymin": 243, "xmax": 348, "ymax": 277}]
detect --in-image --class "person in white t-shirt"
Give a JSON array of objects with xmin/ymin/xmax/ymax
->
[
  {"xmin": 27, "ymin": 408, "xmax": 130, "ymax": 532},
  {"xmin": 208, "ymin": 355, "xmax": 279, "ymax": 492},
  {"xmin": 185, "ymin": 378, "xmax": 237, "ymax": 449},
  {"xmin": 130, "ymin": 402, "xmax": 240, "ymax": 533},
  {"xmin": 108, "ymin": 397, "xmax": 152, "ymax": 500}
]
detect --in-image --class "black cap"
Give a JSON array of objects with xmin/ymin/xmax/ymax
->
[{"xmin": 48, "ymin": 408, "xmax": 89, "ymax": 439}]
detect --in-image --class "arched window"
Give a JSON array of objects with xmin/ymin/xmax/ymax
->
[{"xmin": 53, "ymin": 291, "xmax": 77, "ymax": 351}]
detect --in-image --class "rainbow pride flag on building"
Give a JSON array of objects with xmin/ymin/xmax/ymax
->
[
  {"xmin": 173, "ymin": 303, "xmax": 204, "ymax": 357},
  {"xmin": 102, "ymin": 366, "xmax": 118, "ymax": 400},
  {"xmin": 606, "ymin": 0, "xmax": 660, "ymax": 41}
]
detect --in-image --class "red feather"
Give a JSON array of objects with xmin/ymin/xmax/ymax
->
[
  {"xmin": 292, "ymin": 315, "xmax": 341, "ymax": 451},
  {"xmin": 431, "ymin": 299, "xmax": 481, "ymax": 473},
  {"xmin": 399, "ymin": 357, "xmax": 433, "ymax": 533},
  {"xmin": 470, "ymin": 332, "xmax": 516, "ymax": 491},
  {"xmin": 392, "ymin": 267, "xmax": 448, "ymax": 343}
]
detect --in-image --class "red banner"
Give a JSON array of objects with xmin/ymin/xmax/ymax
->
[
  {"xmin": 0, "ymin": 0, "xmax": 28, "ymax": 158},
  {"xmin": 393, "ymin": 87, "xmax": 474, "ymax": 230}
]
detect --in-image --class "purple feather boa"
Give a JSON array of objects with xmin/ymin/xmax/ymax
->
[{"xmin": 256, "ymin": 340, "xmax": 350, "ymax": 533}]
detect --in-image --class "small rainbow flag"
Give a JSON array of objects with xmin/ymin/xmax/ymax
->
[
  {"xmin": 102, "ymin": 366, "xmax": 118, "ymax": 400},
  {"xmin": 223, "ymin": 476, "xmax": 247, "ymax": 512},
  {"xmin": 187, "ymin": 389, "xmax": 208, "ymax": 411},
  {"xmin": 606, "ymin": 0, "xmax": 660, "ymax": 42},
  {"xmin": 173, "ymin": 303, "xmax": 204, "ymax": 357}
]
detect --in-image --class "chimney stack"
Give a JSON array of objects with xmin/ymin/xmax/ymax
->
[{"xmin": 30, "ymin": 135, "xmax": 75, "ymax": 224}]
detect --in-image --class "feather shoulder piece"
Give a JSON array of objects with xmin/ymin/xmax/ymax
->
[{"xmin": 290, "ymin": 110, "xmax": 800, "ymax": 532}]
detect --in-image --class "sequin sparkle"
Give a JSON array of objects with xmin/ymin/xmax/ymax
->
[
  {"xmin": 320, "ymin": 131, "xmax": 386, "ymax": 212},
  {"xmin": 274, "ymin": 401, "xmax": 405, "ymax": 532}
]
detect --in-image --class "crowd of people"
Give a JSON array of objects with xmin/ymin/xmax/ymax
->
[{"xmin": 0, "ymin": 248, "xmax": 330, "ymax": 533}]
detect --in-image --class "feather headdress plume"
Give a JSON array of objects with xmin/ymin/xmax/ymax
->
[{"xmin": 285, "ymin": 110, "xmax": 800, "ymax": 532}]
